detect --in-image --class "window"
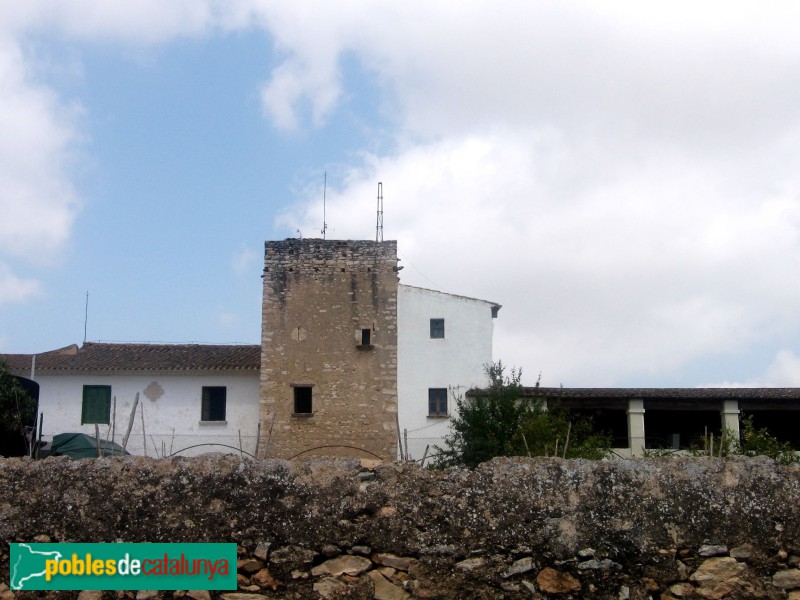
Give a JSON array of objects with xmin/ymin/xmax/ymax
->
[
  {"xmin": 430, "ymin": 318, "xmax": 445, "ymax": 339},
  {"xmin": 360, "ymin": 328, "xmax": 372, "ymax": 346},
  {"xmin": 201, "ymin": 386, "xmax": 226, "ymax": 422},
  {"xmin": 294, "ymin": 386, "xmax": 313, "ymax": 415},
  {"xmin": 82, "ymin": 385, "xmax": 111, "ymax": 424},
  {"xmin": 428, "ymin": 388, "xmax": 448, "ymax": 417}
]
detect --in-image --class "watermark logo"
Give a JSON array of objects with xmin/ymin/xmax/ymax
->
[{"xmin": 10, "ymin": 543, "xmax": 237, "ymax": 591}]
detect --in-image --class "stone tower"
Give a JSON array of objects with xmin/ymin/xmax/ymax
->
[{"xmin": 260, "ymin": 239, "xmax": 399, "ymax": 459}]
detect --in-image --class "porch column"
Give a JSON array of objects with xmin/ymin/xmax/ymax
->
[
  {"xmin": 628, "ymin": 398, "xmax": 645, "ymax": 457},
  {"xmin": 722, "ymin": 399, "xmax": 740, "ymax": 440}
]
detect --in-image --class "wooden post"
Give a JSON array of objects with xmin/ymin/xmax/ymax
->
[
  {"xmin": 110, "ymin": 396, "xmax": 116, "ymax": 450},
  {"xmin": 254, "ymin": 422, "xmax": 262, "ymax": 459},
  {"xmin": 94, "ymin": 424, "xmax": 102, "ymax": 457},
  {"xmin": 264, "ymin": 413, "xmax": 276, "ymax": 459},
  {"xmin": 421, "ymin": 445, "xmax": 430, "ymax": 468},
  {"xmin": 396, "ymin": 413, "xmax": 404, "ymax": 461},
  {"xmin": 122, "ymin": 393, "xmax": 139, "ymax": 452},
  {"xmin": 36, "ymin": 413, "xmax": 43, "ymax": 458},
  {"xmin": 140, "ymin": 401, "xmax": 147, "ymax": 457}
]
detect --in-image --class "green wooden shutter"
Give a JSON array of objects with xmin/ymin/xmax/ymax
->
[{"xmin": 82, "ymin": 385, "xmax": 111, "ymax": 424}]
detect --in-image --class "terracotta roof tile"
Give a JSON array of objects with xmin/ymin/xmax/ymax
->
[{"xmin": 1, "ymin": 342, "xmax": 260, "ymax": 374}]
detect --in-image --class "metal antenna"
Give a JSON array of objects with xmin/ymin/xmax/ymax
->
[
  {"xmin": 321, "ymin": 171, "xmax": 328, "ymax": 240},
  {"xmin": 376, "ymin": 182, "xmax": 384, "ymax": 242},
  {"xmin": 83, "ymin": 291, "xmax": 89, "ymax": 344}
]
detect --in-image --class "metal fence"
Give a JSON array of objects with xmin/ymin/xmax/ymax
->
[
  {"xmin": 400, "ymin": 436, "xmax": 447, "ymax": 465},
  {"xmin": 39, "ymin": 432, "xmax": 452, "ymax": 463},
  {"xmin": 113, "ymin": 433, "xmax": 262, "ymax": 458}
]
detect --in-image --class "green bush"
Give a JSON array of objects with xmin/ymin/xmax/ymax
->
[
  {"xmin": 737, "ymin": 415, "xmax": 798, "ymax": 465},
  {"xmin": 433, "ymin": 362, "xmax": 610, "ymax": 468},
  {"xmin": 0, "ymin": 360, "xmax": 36, "ymax": 455}
]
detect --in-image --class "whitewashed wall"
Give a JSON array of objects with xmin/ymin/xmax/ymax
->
[
  {"xmin": 34, "ymin": 372, "xmax": 260, "ymax": 456},
  {"xmin": 397, "ymin": 285, "xmax": 497, "ymax": 460}
]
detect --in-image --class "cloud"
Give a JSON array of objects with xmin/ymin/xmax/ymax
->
[
  {"xmin": 0, "ymin": 36, "xmax": 82, "ymax": 305},
  {"xmin": 0, "ymin": 262, "xmax": 42, "ymax": 305},
  {"xmin": 278, "ymin": 124, "xmax": 800, "ymax": 385},
  {"xmin": 702, "ymin": 349, "xmax": 800, "ymax": 388},
  {"xmin": 263, "ymin": 2, "xmax": 800, "ymax": 385}
]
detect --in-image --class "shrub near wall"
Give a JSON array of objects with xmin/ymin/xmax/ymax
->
[{"xmin": 1, "ymin": 455, "xmax": 799, "ymax": 599}]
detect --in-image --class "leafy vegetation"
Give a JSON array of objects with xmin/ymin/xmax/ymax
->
[
  {"xmin": 735, "ymin": 415, "xmax": 798, "ymax": 464},
  {"xmin": 433, "ymin": 361, "xmax": 611, "ymax": 468},
  {"xmin": 0, "ymin": 360, "xmax": 36, "ymax": 456},
  {"xmin": 644, "ymin": 415, "xmax": 798, "ymax": 464}
]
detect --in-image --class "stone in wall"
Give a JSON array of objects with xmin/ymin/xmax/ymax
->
[{"xmin": 0, "ymin": 454, "xmax": 799, "ymax": 599}]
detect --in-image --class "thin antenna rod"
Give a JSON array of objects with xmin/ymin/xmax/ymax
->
[
  {"xmin": 376, "ymin": 182, "xmax": 384, "ymax": 242},
  {"xmin": 321, "ymin": 171, "xmax": 328, "ymax": 240},
  {"xmin": 83, "ymin": 291, "xmax": 89, "ymax": 344}
]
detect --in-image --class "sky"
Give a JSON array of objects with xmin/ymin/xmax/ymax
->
[{"xmin": 3, "ymin": 1, "xmax": 800, "ymax": 388}]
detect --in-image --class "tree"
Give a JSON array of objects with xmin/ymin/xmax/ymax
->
[
  {"xmin": 434, "ymin": 362, "xmax": 610, "ymax": 468},
  {"xmin": 0, "ymin": 360, "xmax": 36, "ymax": 456}
]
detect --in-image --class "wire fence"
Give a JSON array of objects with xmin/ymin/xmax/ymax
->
[
  {"xmin": 39, "ymin": 432, "xmax": 451, "ymax": 462},
  {"xmin": 400, "ymin": 436, "xmax": 447, "ymax": 465},
  {"xmin": 114, "ymin": 433, "xmax": 262, "ymax": 458}
]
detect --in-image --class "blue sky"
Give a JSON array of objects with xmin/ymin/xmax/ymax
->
[{"xmin": 3, "ymin": 2, "xmax": 800, "ymax": 388}]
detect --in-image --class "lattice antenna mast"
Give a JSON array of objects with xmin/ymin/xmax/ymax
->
[
  {"xmin": 320, "ymin": 171, "xmax": 328, "ymax": 240},
  {"xmin": 376, "ymin": 182, "xmax": 384, "ymax": 242}
]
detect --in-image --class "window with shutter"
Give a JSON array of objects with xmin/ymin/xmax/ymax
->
[{"xmin": 81, "ymin": 385, "xmax": 111, "ymax": 424}]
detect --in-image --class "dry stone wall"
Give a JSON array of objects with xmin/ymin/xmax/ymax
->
[{"xmin": 1, "ymin": 455, "xmax": 799, "ymax": 599}]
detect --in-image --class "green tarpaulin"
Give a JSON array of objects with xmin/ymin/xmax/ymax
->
[{"xmin": 49, "ymin": 433, "xmax": 130, "ymax": 458}]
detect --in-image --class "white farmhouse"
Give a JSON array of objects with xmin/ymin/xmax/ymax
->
[
  {"xmin": 397, "ymin": 285, "xmax": 500, "ymax": 460},
  {"xmin": 2, "ymin": 343, "xmax": 261, "ymax": 457}
]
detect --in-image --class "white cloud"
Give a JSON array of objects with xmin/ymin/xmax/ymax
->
[
  {"xmin": 0, "ymin": 262, "xmax": 42, "ymax": 305},
  {"xmin": 263, "ymin": 2, "xmax": 800, "ymax": 384},
  {"xmin": 763, "ymin": 350, "xmax": 800, "ymax": 386},
  {"xmin": 0, "ymin": 39, "xmax": 81, "ymax": 262},
  {"xmin": 278, "ymin": 121, "xmax": 800, "ymax": 384},
  {"xmin": 702, "ymin": 349, "xmax": 800, "ymax": 388},
  {"xmin": 0, "ymin": 36, "xmax": 82, "ymax": 305}
]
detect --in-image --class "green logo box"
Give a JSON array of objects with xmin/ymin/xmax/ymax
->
[{"xmin": 10, "ymin": 542, "xmax": 237, "ymax": 591}]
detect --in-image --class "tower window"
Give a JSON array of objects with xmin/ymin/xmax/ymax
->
[
  {"xmin": 430, "ymin": 318, "xmax": 445, "ymax": 339},
  {"xmin": 293, "ymin": 386, "xmax": 313, "ymax": 415},
  {"xmin": 361, "ymin": 328, "xmax": 371, "ymax": 346}
]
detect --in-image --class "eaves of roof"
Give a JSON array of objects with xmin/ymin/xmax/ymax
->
[{"xmin": 467, "ymin": 386, "xmax": 800, "ymax": 401}]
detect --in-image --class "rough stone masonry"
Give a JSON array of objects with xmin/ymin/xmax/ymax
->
[
  {"xmin": 0, "ymin": 455, "xmax": 799, "ymax": 599},
  {"xmin": 260, "ymin": 239, "xmax": 400, "ymax": 460}
]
